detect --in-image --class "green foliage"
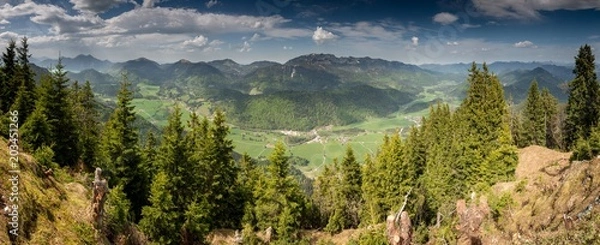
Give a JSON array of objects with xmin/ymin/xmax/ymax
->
[
  {"xmin": 226, "ymin": 85, "xmax": 414, "ymax": 130},
  {"xmin": 521, "ymin": 80, "xmax": 546, "ymax": 147},
  {"xmin": 71, "ymin": 81, "xmax": 101, "ymax": 169},
  {"xmin": 564, "ymin": 44, "xmax": 600, "ymax": 149},
  {"xmin": 98, "ymin": 74, "xmax": 147, "ymax": 220},
  {"xmin": 32, "ymin": 145, "xmax": 58, "ymax": 171},
  {"xmin": 570, "ymin": 126, "xmax": 600, "ymax": 161},
  {"xmin": 105, "ymin": 184, "xmax": 132, "ymax": 235},
  {"xmin": 20, "ymin": 105, "xmax": 51, "ymax": 152},
  {"xmin": 488, "ymin": 192, "xmax": 514, "ymax": 222},
  {"xmin": 539, "ymin": 88, "xmax": 561, "ymax": 149},
  {"xmin": 254, "ymin": 142, "xmax": 307, "ymax": 242},
  {"xmin": 140, "ymin": 172, "xmax": 179, "ymax": 245},
  {"xmin": 347, "ymin": 228, "xmax": 388, "ymax": 245},
  {"xmin": 1, "ymin": 39, "xmax": 17, "ymax": 112}
]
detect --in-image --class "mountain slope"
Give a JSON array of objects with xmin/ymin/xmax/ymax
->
[{"xmin": 502, "ymin": 67, "xmax": 567, "ymax": 102}]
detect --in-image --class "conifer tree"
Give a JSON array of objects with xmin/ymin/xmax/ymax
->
[
  {"xmin": 141, "ymin": 106, "xmax": 211, "ymax": 244},
  {"xmin": 254, "ymin": 142, "xmax": 306, "ymax": 242},
  {"xmin": 71, "ymin": 81, "xmax": 100, "ymax": 168},
  {"xmin": 34, "ymin": 59, "xmax": 80, "ymax": 167},
  {"xmin": 540, "ymin": 88, "xmax": 560, "ymax": 148},
  {"xmin": 339, "ymin": 146, "xmax": 362, "ymax": 228},
  {"xmin": 238, "ymin": 153, "xmax": 261, "ymax": 225},
  {"xmin": 99, "ymin": 74, "xmax": 146, "ymax": 220},
  {"xmin": 521, "ymin": 80, "xmax": 545, "ymax": 146},
  {"xmin": 1, "ymin": 39, "xmax": 17, "ymax": 112},
  {"xmin": 564, "ymin": 44, "xmax": 599, "ymax": 149},
  {"xmin": 11, "ymin": 37, "xmax": 36, "ymax": 123}
]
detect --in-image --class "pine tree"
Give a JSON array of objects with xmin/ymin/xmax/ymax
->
[
  {"xmin": 1, "ymin": 39, "xmax": 17, "ymax": 112},
  {"xmin": 521, "ymin": 80, "xmax": 545, "ymax": 146},
  {"xmin": 11, "ymin": 37, "xmax": 36, "ymax": 123},
  {"xmin": 338, "ymin": 146, "xmax": 362, "ymax": 228},
  {"xmin": 141, "ymin": 106, "xmax": 212, "ymax": 245},
  {"xmin": 254, "ymin": 142, "xmax": 306, "ymax": 242},
  {"xmin": 99, "ymin": 74, "xmax": 146, "ymax": 220},
  {"xmin": 564, "ymin": 44, "xmax": 600, "ymax": 149},
  {"xmin": 33, "ymin": 60, "xmax": 80, "ymax": 167},
  {"xmin": 540, "ymin": 88, "xmax": 560, "ymax": 148},
  {"xmin": 203, "ymin": 110, "xmax": 240, "ymax": 227},
  {"xmin": 238, "ymin": 153, "xmax": 262, "ymax": 226},
  {"xmin": 72, "ymin": 81, "xmax": 100, "ymax": 169},
  {"xmin": 19, "ymin": 100, "xmax": 51, "ymax": 151}
]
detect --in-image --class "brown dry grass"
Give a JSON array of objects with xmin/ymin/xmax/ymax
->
[{"xmin": 488, "ymin": 145, "xmax": 600, "ymax": 243}]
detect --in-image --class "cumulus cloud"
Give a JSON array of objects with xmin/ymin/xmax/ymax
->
[
  {"xmin": 312, "ymin": 26, "xmax": 337, "ymax": 44},
  {"xmin": 411, "ymin": 36, "xmax": 419, "ymax": 46},
  {"xmin": 446, "ymin": 41, "xmax": 459, "ymax": 46},
  {"xmin": 433, "ymin": 12, "xmax": 458, "ymax": 25},
  {"xmin": 0, "ymin": 19, "xmax": 9, "ymax": 24},
  {"xmin": 183, "ymin": 35, "xmax": 208, "ymax": 48},
  {"xmin": 0, "ymin": 1, "xmax": 103, "ymax": 34},
  {"xmin": 283, "ymin": 46, "xmax": 292, "ymax": 50},
  {"xmin": 239, "ymin": 41, "xmax": 251, "ymax": 52},
  {"xmin": 472, "ymin": 0, "xmax": 600, "ymax": 19},
  {"xmin": 142, "ymin": 0, "xmax": 158, "ymax": 8},
  {"xmin": 249, "ymin": 33, "xmax": 261, "ymax": 42},
  {"xmin": 70, "ymin": 0, "xmax": 127, "ymax": 13},
  {"xmin": 205, "ymin": 0, "xmax": 218, "ymax": 8},
  {"xmin": 514, "ymin": 40, "xmax": 537, "ymax": 48}
]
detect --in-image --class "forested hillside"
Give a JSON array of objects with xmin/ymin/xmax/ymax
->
[{"xmin": 1, "ymin": 39, "xmax": 600, "ymax": 244}]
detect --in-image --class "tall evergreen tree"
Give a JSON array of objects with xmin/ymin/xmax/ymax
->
[
  {"xmin": 11, "ymin": 37, "xmax": 36, "ymax": 123},
  {"xmin": 141, "ymin": 106, "xmax": 211, "ymax": 244},
  {"xmin": 540, "ymin": 88, "xmax": 560, "ymax": 149},
  {"xmin": 338, "ymin": 146, "xmax": 362, "ymax": 228},
  {"xmin": 254, "ymin": 142, "xmax": 306, "ymax": 243},
  {"xmin": 521, "ymin": 80, "xmax": 545, "ymax": 147},
  {"xmin": 71, "ymin": 81, "xmax": 100, "ymax": 169},
  {"xmin": 99, "ymin": 74, "xmax": 146, "ymax": 220},
  {"xmin": 32, "ymin": 59, "xmax": 80, "ymax": 167},
  {"xmin": 1, "ymin": 39, "xmax": 17, "ymax": 112},
  {"xmin": 19, "ymin": 76, "xmax": 52, "ymax": 151},
  {"xmin": 564, "ymin": 44, "xmax": 600, "ymax": 149}
]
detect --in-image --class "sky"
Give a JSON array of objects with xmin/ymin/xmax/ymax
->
[{"xmin": 0, "ymin": 0, "xmax": 599, "ymax": 64}]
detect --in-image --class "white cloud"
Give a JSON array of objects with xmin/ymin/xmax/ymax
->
[
  {"xmin": 205, "ymin": 0, "xmax": 218, "ymax": 8},
  {"xmin": 283, "ymin": 46, "xmax": 293, "ymax": 50},
  {"xmin": 461, "ymin": 23, "xmax": 481, "ymax": 29},
  {"xmin": 514, "ymin": 40, "xmax": 537, "ymax": 48},
  {"xmin": 433, "ymin": 12, "xmax": 458, "ymax": 25},
  {"xmin": 142, "ymin": 0, "xmax": 157, "ymax": 8},
  {"xmin": 249, "ymin": 33, "xmax": 261, "ymax": 42},
  {"xmin": 472, "ymin": 0, "xmax": 600, "ymax": 19},
  {"xmin": 239, "ymin": 41, "xmax": 251, "ymax": 52},
  {"xmin": 328, "ymin": 21, "xmax": 404, "ymax": 42},
  {"xmin": 0, "ymin": 19, "xmax": 9, "ymax": 24},
  {"xmin": 0, "ymin": 31, "xmax": 19, "ymax": 41},
  {"xmin": 446, "ymin": 41, "xmax": 459, "ymax": 46},
  {"xmin": 411, "ymin": 36, "xmax": 419, "ymax": 46},
  {"xmin": 70, "ymin": 0, "xmax": 127, "ymax": 13},
  {"xmin": 0, "ymin": 1, "xmax": 104, "ymax": 34},
  {"xmin": 312, "ymin": 26, "xmax": 337, "ymax": 44},
  {"xmin": 183, "ymin": 35, "xmax": 208, "ymax": 48}
]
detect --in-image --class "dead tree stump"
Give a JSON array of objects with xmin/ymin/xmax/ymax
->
[{"xmin": 91, "ymin": 168, "xmax": 109, "ymax": 229}]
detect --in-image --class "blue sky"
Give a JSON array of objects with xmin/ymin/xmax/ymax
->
[{"xmin": 0, "ymin": 0, "xmax": 599, "ymax": 64}]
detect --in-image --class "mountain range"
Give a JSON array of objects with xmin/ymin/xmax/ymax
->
[{"xmin": 31, "ymin": 54, "xmax": 580, "ymax": 130}]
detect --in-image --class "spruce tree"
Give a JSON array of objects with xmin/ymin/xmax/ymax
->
[
  {"xmin": 99, "ymin": 74, "xmax": 146, "ymax": 220},
  {"xmin": 141, "ymin": 106, "xmax": 211, "ymax": 244},
  {"xmin": 254, "ymin": 142, "xmax": 306, "ymax": 242},
  {"xmin": 540, "ymin": 88, "xmax": 560, "ymax": 148},
  {"xmin": 11, "ymin": 37, "xmax": 36, "ymax": 122},
  {"xmin": 33, "ymin": 60, "xmax": 80, "ymax": 167},
  {"xmin": 1, "ymin": 39, "xmax": 17, "ymax": 112},
  {"xmin": 521, "ymin": 80, "xmax": 545, "ymax": 146},
  {"xmin": 72, "ymin": 81, "xmax": 100, "ymax": 169},
  {"xmin": 564, "ymin": 44, "xmax": 600, "ymax": 149},
  {"xmin": 339, "ymin": 146, "xmax": 362, "ymax": 228}
]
